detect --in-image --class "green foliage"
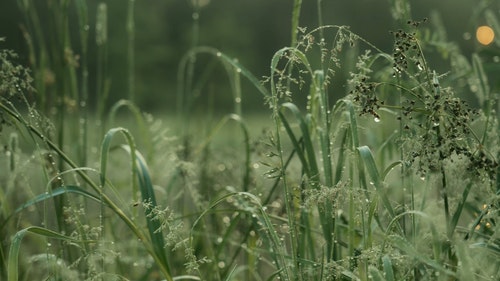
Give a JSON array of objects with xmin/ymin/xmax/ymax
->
[{"xmin": 1, "ymin": 0, "xmax": 499, "ymax": 280}]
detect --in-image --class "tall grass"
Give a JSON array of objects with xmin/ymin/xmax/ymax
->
[{"xmin": 1, "ymin": 0, "xmax": 499, "ymax": 280}]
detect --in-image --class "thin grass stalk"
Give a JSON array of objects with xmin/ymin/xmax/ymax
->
[
  {"xmin": 178, "ymin": 2, "xmax": 201, "ymax": 144},
  {"xmin": 290, "ymin": 0, "xmax": 302, "ymax": 48},
  {"xmin": 96, "ymin": 2, "xmax": 109, "ymax": 126},
  {"xmin": 75, "ymin": 0, "xmax": 89, "ymax": 167},
  {"xmin": 233, "ymin": 66, "xmax": 242, "ymax": 116},
  {"xmin": 127, "ymin": 0, "xmax": 135, "ymax": 102},
  {"xmin": 220, "ymin": 148, "xmax": 298, "ymax": 280},
  {"xmin": 16, "ymin": 0, "xmax": 49, "ymax": 111},
  {"xmin": 270, "ymin": 103, "xmax": 296, "ymax": 281},
  {"xmin": 192, "ymin": 192, "xmax": 291, "ymax": 281}
]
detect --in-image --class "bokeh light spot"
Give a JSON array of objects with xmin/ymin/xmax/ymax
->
[{"xmin": 476, "ymin": 25, "xmax": 495, "ymax": 45}]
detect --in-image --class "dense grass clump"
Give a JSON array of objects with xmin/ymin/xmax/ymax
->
[{"xmin": 0, "ymin": 0, "xmax": 499, "ymax": 280}]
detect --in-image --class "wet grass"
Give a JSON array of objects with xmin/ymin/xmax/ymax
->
[{"xmin": 1, "ymin": 0, "xmax": 499, "ymax": 280}]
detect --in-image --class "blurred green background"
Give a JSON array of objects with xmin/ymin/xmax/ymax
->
[{"xmin": 0, "ymin": 0, "xmax": 498, "ymax": 113}]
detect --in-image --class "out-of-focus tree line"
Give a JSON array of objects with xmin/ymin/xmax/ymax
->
[{"xmin": 0, "ymin": 0, "xmax": 496, "ymax": 113}]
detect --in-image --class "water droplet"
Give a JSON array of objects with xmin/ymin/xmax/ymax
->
[
  {"xmin": 192, "ymin": 13, "xmax": 199, "ymax": 20},
  {"xmin": 216, "ymin": 52, "xmax": 221, "ymax": 57},
  {"xmin": 218, "ymin": 261, "xmax": 225, "ymax": 268},
  {"xmin": 236, "ymin": 68, "xmax": 242, "ymax": 73},
  {"xmin": 217, "ymin": 164, "xmax": 226, "ymax": 171},
  {"xmin": 374, "ymin": 117, "xmax": 380, "ymax": 123},
  {"xmin": 433, "ymin": 122, "xmax": 439, "ymax": 127},
  {"xmin": 235, "ymin": 97, "xmax": 241, "ymax": 103},
  {"xmin": 416, "ymin": 62, "xmax": 423, "ymax": 71}
]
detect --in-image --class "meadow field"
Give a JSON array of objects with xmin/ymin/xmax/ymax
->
[{"xmin": 0, "ymin": 0, "xmax": 499, "ymax": 280}]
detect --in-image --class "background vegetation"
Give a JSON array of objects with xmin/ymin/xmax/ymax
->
[{"xmin": 1, "ymin": 0, "xmax": 498, "ymax": 111}]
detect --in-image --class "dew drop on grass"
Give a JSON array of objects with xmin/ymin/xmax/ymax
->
[
  {"xmin": 416, "ymin": 62, "xmax": 423, "ymax": 71},
  {"xmin": 218, "ymin": 261, "xmax": 225, "ymax": 268},
  {"xmin": 433, "ymin": 122, "xmax": 439, "ymax": 127},
  {"xmin": 216, "ymin": 52, "xmax": 221, "ymax": 57},
  {"xmin": 235, "ymin": 97, "xmax": 241, "ymax": 103},
  {"xmin": 236, "ymin": 68, "xmax": 242, "ymax": 73},
  {"xmin": 374, "ymin": 117, "xmax": 380, "ymax": 123}
]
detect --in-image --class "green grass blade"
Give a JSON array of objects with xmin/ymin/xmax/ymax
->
[
  {"xmin": 389, "ymin": 234, "xmax": 457, "ymax": 278},
  {"xmin": 13, "ymin": 185, "xmax": 101, "ymax": 215},
  {"xmin": 278, "ymin": 110, "xmax": 309, "ymax": 175},
  {"xmin": 180, "ymin": 47, "xmax": 269, "ymax": 98},
  {"xmin": 357, "ymin": 146, "xmax": 395, "ymax": 217},
  {"xmin": 280, "ymin": 102, "xmax": 319, "ymax": 182},
  {"xmin": 8, "ymin": 226, "xmax": 96, "ymax": 281},
  {"xmin": 381, "ymin": 161, "xmax": 402, "ymax": 181},
  {"xmin": 121, "ymin": 145, "xmax": 170, "ymax": 274},
  {"xmin": 192, "ymin": 191, "xmax": 291, "ymax": 281},
  {"xmin": 449, "ymin": 182, "xmax": 472, "ymax": 237},
  {"xmin": 108, "ymin": 99, "xmax": 152, "ymax": 158},
  {"xmin": 470, "ymin": 242, "xmax": 500, "ymax": 257},
  {"xmin": 368, "ymin": 266, "xmax": 385, "ymax": 281},
  {"xmin": 382, "ymin": 255, "xmax": 395, "ymax": 281},
  {"xmin": 100, "ymin": 127, "xmax": 172, "ymax": 279}
]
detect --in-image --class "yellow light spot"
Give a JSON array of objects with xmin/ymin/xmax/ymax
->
[{"xmin": 476, "ymin": 26, "xmax": 495, "ymax": 45}]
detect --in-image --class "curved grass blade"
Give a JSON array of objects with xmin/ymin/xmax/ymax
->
[
  {"xmin": 0, "ymin": 185, "xmax": 101, "ymax": 230},
  {"xmin": 100, "ymin": 127, "xmax": 172, "ymax": 279},
  {"xmin": 193, "ymin": 114, "xmax": 251, "ymax": 191},
  {"xmin": 8, "ymin": 226, "xmax": 96, "ymax": 281},
  {"xmin": 178, "ymin": 46, "xmax": 269, "ymax": 99},
  {"xmin": 389, "ymin": 234, "xmax": 457, "ymax": 278},
  {"xmin": 121, "ymin": 145, "xmax": 170, "ymax": 274},
  {"xmin": 470, "ymin": 242, "xmax": 500, "ymax": 257},
  {"xmin": 368, "ymin": 266, "xmax": 385, "ymax": 281},
  {"xmin": 108, "ymin": 99, "xmax": 152, "ymax": 158},
  {"xmin": 14, "ymin": 185, "xmax": 101, "ymax": 215},
  {"xmin": 385, "ymin": 211, "xmax": 441, "ymax": 262},
  {"xmin": 192, "ymin": 191, "xmax": 291, "ymax": 281}
]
